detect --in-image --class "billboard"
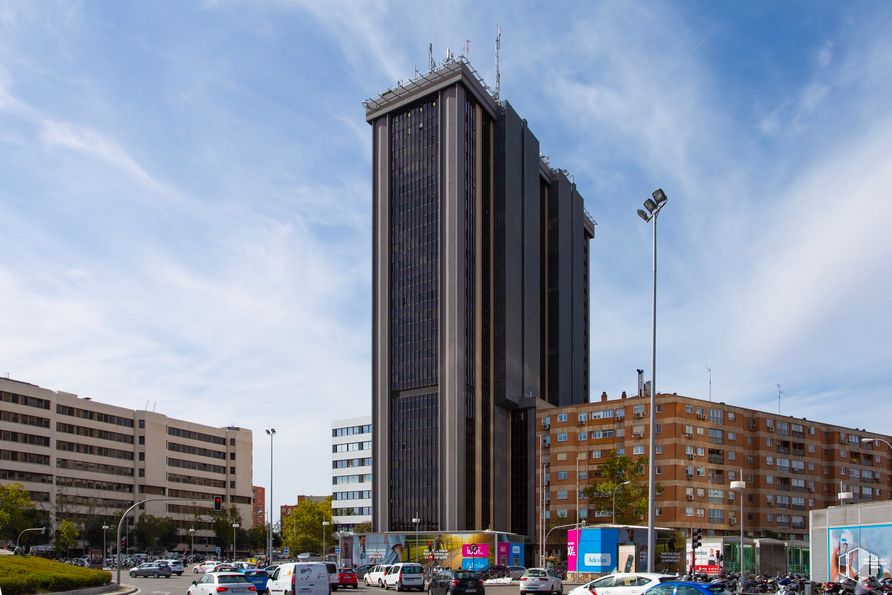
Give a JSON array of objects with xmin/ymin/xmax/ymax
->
[
  {"xmin": 568, "ymin": 527, "xmax": 686, "ymax": 574},
  {"xmin": 828, "ymin": 524, "xmax": 892, "ymax": 581},
  {"xmin": 687, "ymin": 540, "xmax": 723, "ymax": 575},
  {"xmin": 339, "ymin": 532, "xmax": 524, "ymax": 570}
]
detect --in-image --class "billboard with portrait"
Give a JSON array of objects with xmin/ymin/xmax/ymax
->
[{"xmin": 828, "ymin": 524, "xmax": 892, "ymax": 581}]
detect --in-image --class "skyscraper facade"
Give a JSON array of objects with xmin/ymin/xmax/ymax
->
[{"xmin": 367, "ymin": 58, "xmax": 594, "ymax": 537}]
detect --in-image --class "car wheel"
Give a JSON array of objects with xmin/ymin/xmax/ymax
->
[
  {"xmin": 380, "ymin": 580, "xmax": 385, "ymax": 588},
  {"xmin": 130, "ymin": 572, "xmax": 136, "ymax": 578},
  {"xmin": 397, "ymin": 583, "xmax": 403, "ymax": 592},
  {"xmin": 353, "ymin": 586, "xmax": 358, "ymax": 590},
  {"xmin": 558, "ymin": 585, "xmax": 563, "ymax": 595},
  {"xmin": 429, "ymin": 588, "xmax": 435, "ymax": 595},
  {"xmin": 194, "ymin": 568, "xmax": 200, "ymax": 574}
]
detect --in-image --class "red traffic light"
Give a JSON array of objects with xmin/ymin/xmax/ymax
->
[{"xmin": 214, "ymin": 496, "xmax": 223, "ymax": 512}]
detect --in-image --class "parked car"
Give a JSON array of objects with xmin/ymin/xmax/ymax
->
[
  {"xmin": 243, "ymin": 569, "xmax": 270, "ymax": 594},
  {"xmin": 508, "ymin": 568, "xmax": 527, "ymax": 580},
  {"xmin": 366, "ymin": 564, "xmax": 393, "ymax": 587},
  {"xmin": 188, "ymin": 572, "xmax": 257, "ymax": 595},
  {"xmin": 338, "ymin": 568, "xmax": 359, "ymax": 589},
  {"xmin": 157, "ymin": 559, "xmax": 186, "ymax": 576},
  {"xmin": 355, "ymin": 564, "xmax": 374, "ymax": 579},
  {"xmin": 644, "ymin": 582, "xmax": 733, "ymax": 595},
  {"xmin": 384, "ymin": 562, "xmax": 425, "ymax": 591},
  {"xmin": 519, "ymin": 568, "xmax": 562, "ymax": 595},
  {"xmin": 130, "ymin": 562, "xmax": 173, "ymax": 578},
  {"xmin": 195, "ymin": 561, "xmax": 222, "ymax": 574},
  {"xmin": 427, "ymin": 569, "xmax": 486, "ymax": 595},
  {"xmin": 568, "ymin": 574, "xmax": 675, "ymax": 595}
]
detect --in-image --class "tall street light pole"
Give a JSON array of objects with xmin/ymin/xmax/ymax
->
[
  {"xmin": 102, "ymin": 525, "xmax": 109, "ymax": 564},
  {"xmin": 266, "ymin": 428, "xmax": 276, "ymax": 563},
  {"xmin": 232, "ymin": 523, "xmax": 239, "ymax": 561},
  {"xmin": 322, "ymin": 521, "xmax": 330, "ymax": 561},
  {"xmin": 612, "ymin": 481, "xmax": 632, "ymax": 524},
  {"xmin": 637, "ymin": 187, "xmax": 668, "ymax": 573},
  {"xmin": 412, "ymin": 517, "xmax": 421, "ymax": 562},
  {"xmin": 731, "ymin": 476, "xmax": 746, "ymax": 575},
  {"xmin": 189, "ymin": 528, "xmax": 195, "ymax": 559}
]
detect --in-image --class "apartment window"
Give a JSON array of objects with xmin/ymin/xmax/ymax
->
[
  {"xmin": 808, "ymin": 444, "xmax": 816, "ymax": 453},
  {"xmin": 557, "ymin": 453, "xmax": 567, "ymax": 461},
  {"xmin": 615, "ymin": 408, "xmax": 625, "ymax": 418},
  {"xmin": 728, "ymin": 450, "xmax": 736, "ymax": 461},
  {"xmin": 633, "ymin": 445, "xmax": 645, "ymax": 455},
  {"xmin": 578, "ymin": 432, "xmax": 588, "ymax": 441},
  {"xmin": 766, "ymin": 456, "xmax": 774, "ymax": 465},
  {"xmin": 728, "ymin": 412, "xmax": 736, "ymax": 421},
  {"xmin": 685, "ymin": 405, "xmax": 694, "ymax": 414},
  {"xmin": 655, "ymin": 405, "xmax": 663, "ymax": 413},
  {"xmin": 728, "ymin": 432, "xmax": 736, "ymax": 441},
  {"xmin": 708, "ymin": 509, "xmax": 724, "ymax": 523},
  {"xmin": 558, "ymin": 414, "xmax": 568, "ymax": 423},
  {"xmin": 557, "ymin": 471, "xmax": 568, "ymax": 481},
  {"xmin": 729, "ymin": 470, "xmax": 736, "ymax": 480},
  {"xmin": 766, "ymin": 475, "xmax": 774, "ymax": 484},
  {"xmin": 139, "ymin": 419, "xmax": 145, "ymax": 429},
  {"xmin": 578, "ymin": 413, "xmax": 587, "ymax": 422},
  {"xmin": 557, "ymin": 509, "xmax": 567, "ymax": 518},
  {"xmin": 696, "ymin": 427, "xmax": 705, "ymax": 435},
  {"xmin": 697, "ymin": 467, "xmax": 706, "ymax": 476},
  {"xmin": 686, "ymin": 445, "xmax": 694, "ymax": 455},
  {"xmin": 708, "ymin": 409, "xmax": 723, "ymax": 424},
  {"xmin": 138, "ymin": 436, "xmax": 145, "ymax": 445},
  {"xmin": 655, "ymin": 445, "xmax": 663, "ymax": 454},
  {"xmin": 686, "ymin": 507, "xmax": 694, "ymax": 517},
  {"xmin": 579, "ymin": 470, "xmax": 588, "ymax": 480},
  {"xmin": 696, "ymin": 447, "xmax": 705, "ymax": 456},
  {"xmin": 655, "ymin": 424, "xmax": 663, "ymax": 434},
  {"xmin": 766, "ymin": 437, "xmax": 773, "ymax": 447},
  {"xmin": 138, "ymin": 452, "xmax": 145, "ymax": 461},
  {"xmin": 684, "ymin": 425, "xmax": 694, "ymax": 435},
  {"xmin": 697, "ymin": 508, "xmax": 705, "ymax": 518},
  {"xmin": 655, "ymin": 465, "xmax": 662, "ymax": 475},
  {"xmin": 542, "ymin": 416, "xmax": 551, "ymax": 427},
  {"xmin": 616, "ymin": 448, "xmax": 625, "ymax": 456},
  {"xmin": 632, "ymin": 404, "xmax": 645, "ymax": 416},
  {"xmin": 557, "ymin": 433, "xmax": 568, "ymax": 442},
  {"xmin": 592, "ymin": 450, "xmax": 602, "ymax": 458}
]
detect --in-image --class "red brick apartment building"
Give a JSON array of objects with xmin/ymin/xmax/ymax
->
[
  {"xmin": 536, "ymin": 392, "xmax": 892, "ymax": 543},
  {"xmin": 252, "ymin": 485, "xmax": 266, "ymax": 529}
]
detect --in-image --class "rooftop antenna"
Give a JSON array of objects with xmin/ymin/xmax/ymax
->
[
  {"xmin": 775, "ymin": 383, "xmax": 783, "ymax": 414},
  {"xmin": 464, "ymin": 39, "xmax": 471, "ymax": 58},
  {"xmin": 145, "ymin": 399, "xmax": 149, "ymax": 410},
  {"xmin": 706, "ymin": 366, "xmax": 712, "ymax": 402},
  {"xmin": 429, "ymin": 43, "xmax": 435, "ymax": 71},
  {"xmin": 495, "ymin": 25, "xmax": 501, "ymax": 101}
]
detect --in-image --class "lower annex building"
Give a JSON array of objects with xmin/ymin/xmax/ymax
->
[
  {"xmin": 536, "ymin": 390, "xmax": 892, "ymax": 546},
  {"xmin": 0, "ymin": 377, "xmax": 254, "ymax": 551}
]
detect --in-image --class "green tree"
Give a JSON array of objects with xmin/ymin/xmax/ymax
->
[
  {"xmin": 135, "ymin": 514, "xmax": 178, "ymax": 552},
  {"xmin": 582, "ymin": 451, "xmax": 660, "ymax": 524},
  {"xmin": 352, "ymin": 521, "xmax": 373, "ymax": 534},
  {"xmin": 0, "ymin": 483, "xmax": 35, "ymax": 541},
  {"xmin": 213, "ymin": 506, "xmax": 245, "ymax": 554},
  {"xmin": 55, "ymin": 519, "xmax": 80, "ymax": 557},
  {"xmin": 281, "ymin": 497, "xmax": 331, "ymax": 555}
]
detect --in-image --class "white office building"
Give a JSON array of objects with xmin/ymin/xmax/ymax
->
[{"xmin": 331, "ymin": 416, "xmax": 372, "ymax": 533}]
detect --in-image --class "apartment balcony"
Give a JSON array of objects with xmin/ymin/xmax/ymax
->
[
  {"xmin": 776, "ymin": 447, "xmax": 791, "ymax": 455},
  {"xmin": 792, "ymin": 522, "xmax": 806, "ymax": 529}
]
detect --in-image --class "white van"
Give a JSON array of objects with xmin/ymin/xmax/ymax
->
[{"xmin": 268, "ymin": 562, "xmax": 329, "ymax": 595}]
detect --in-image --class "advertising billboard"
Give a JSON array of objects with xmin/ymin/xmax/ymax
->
[
  {"xmin": 339, "ymin": 532, "xmax": 524, "ymax": 570},
  {"xmin": 828, "ymin": 524, "xmax": 892, "ymax": 581},
  {"xmin": 568, "ymin": 527, "xmax": 685, "ymax": 575}
]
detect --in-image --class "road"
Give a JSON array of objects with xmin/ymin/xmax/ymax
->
[{"xmin": 120, "ymin": 574, "xmax": 541, "ymax": 595}]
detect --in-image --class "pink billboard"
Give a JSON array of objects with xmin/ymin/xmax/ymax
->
[
  {"xmin": 497, "ymin": 541, "xmax": 510, "ymax": 565},
  {"xmin": 567, "ymin": 529, "xmax": 579, "ymax": 572},
  {"xmin": 462, "ymin": 543, "xmax": 489, "ymax": 558}
]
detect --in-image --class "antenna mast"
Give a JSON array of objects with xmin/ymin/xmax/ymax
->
[
  {"xmin": 706, "ymin": 366, "xmax": 712, "ymax": 402},
  {"xmin": 429, "ymin": 43, "xmax": 435, "ymax": 71},
  {"xmin": 775, "ymin": 383, "xmax": 783, "ymax": 414},
  {"xmin": 495, "ymin": 25, "xmax": 501, "ymax": 100}
]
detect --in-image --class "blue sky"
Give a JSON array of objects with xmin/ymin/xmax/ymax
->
[{"xmin": 2, "ymin": 1, "xmax": 892, "ymax": 520}]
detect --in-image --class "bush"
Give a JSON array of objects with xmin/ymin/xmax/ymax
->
[{"xmin": 0, "ymin": 556, "xmax": 111, "ymax": 595}]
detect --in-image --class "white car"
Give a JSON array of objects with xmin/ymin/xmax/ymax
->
[
  {"xmin": 383, "ymin": 563, "xmax": 424, "ymax": 591},
  {"xmin": 519, "ymin": 568, "xmax": 562, "ymax": 594},
  {"xmin": 567, "ymin": 573, "xmax": 675, "ymax": 595},
  {"xmin": 195, "ymin": 561, "xmax": 222, "ymax": 574},
  {"xmin": 365, "ymin": 564, "xmax": 392, "ymax": 587},
  {"xmin": 157, "ymin": 559, "xmax": 185, "ymax": 575},
  {"xmin": 188, "ymin": 572, "xmax": 256, "ymax": 595}
]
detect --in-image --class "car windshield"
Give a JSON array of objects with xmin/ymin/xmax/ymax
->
[
  {"xmin": 245, "ymin": 571, "xmax": 267, "ymax": 577},
  {"xmin": 219, "ymin": 575, "xmax": 250, "ymax": 584},
  {"xmin": 456, "ymin": 572, "xmax": 478, "ymax": 579},
  {"xmin": 402, "ymin": 567, "xmax": 423, "ymax": 574},
  {"xmin": 526, "ymin": 570, "xmax": 546, "ymax": 577}
]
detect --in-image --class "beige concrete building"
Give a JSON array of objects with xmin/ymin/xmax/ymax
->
[
  {"xmin": 536, "ymin": 391, "xmax": 892, "ymax": 548},
  {"xmin": 0, "ymin": 377, "xmax": 252, "ymax": 549}
]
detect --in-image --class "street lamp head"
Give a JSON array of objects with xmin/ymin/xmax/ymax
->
[
  {"xmin": 102, "ymin": 524, "xmax": 109, "ymax": 530},
  {"xmin": 322, "ymin": 521, "xmax": 330, "ymax": 526},
  {"xmin": 232, "ymin": 523, "xmax": 240, "ymax": 528},
  {"xmin": 643, "ymin": 198, "xmax": 658, "ymax": 213},
  {"xmin": 652, "ymin": 188, "xmax": 668, "ymax": 206},
  {"xmin": 861, "ymin": 437, "xmax": 875, "ymax": 444},
  {"xmin": 266, "ymin": 428, "xmax": 276, "ymax": 435},
  {"xmin": 637, "ymin": 209, "xmax": 650, "ymax": 222}
]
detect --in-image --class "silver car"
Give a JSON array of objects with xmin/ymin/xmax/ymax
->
[
  {"xmin": 130, "ymin": 562, "xmax": 172, "ymax": 578},
  {"xmin": 189, "ymin": 573, "xmax": 257, "ymax": 595}
]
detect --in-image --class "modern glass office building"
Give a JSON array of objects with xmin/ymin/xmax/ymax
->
[{"xmin": 367, "ymin": 58, "xmax": 595, "ymax": 538}]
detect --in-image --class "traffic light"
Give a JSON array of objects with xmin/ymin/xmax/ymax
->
[
  {"xmin": 214, "ymin": 496, "xmax": 223, "ymax": 512},
  {"xmin": 692, "ymin": 528, "xmax": 702, "ymax": 550},
  {"xmin": 427, "ymin": 542, "xmax": 433, "ymax": 553}
]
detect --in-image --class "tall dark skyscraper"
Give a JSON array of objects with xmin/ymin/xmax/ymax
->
[{"xmin": 367, "ymin": 59, "xmax": 594, "ymax": 538}]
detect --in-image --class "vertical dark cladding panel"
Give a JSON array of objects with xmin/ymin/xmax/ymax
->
[
  {"xmin": 521, "ymin": 124, "xmax": 541, "ymax": 401},
  {"xmin": 570, "ymin": 186, "xmax": 587, "ymax": 404},
  {"xmin": 494, "ymin": 103, "xmax": 525, "ymax": 407},
  {"xmin": 371, "ymin": 116, "xmax": 381, "ymax": 532},
  {"xmin": 388, "ymin": 96, "xmax": 441, "ymax": 531}
]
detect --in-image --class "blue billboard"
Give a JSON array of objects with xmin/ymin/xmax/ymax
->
[
  {"xmin": 828, "ymin": 524, "xmax": 892, "ymax": 581},
  {"xmin": 574, "ymin": 528, "xmax": 620, "ymax": 573}
]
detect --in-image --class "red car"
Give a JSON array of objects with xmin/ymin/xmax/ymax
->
[{"xmin": 337, "ymin": 568, "xmax": 358, "ymax": 589}]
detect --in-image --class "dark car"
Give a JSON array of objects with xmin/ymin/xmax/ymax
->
[
  {"xmin": 645, "ymin": 582, "xmax": 733, "ymax": 595},
  {"xmin": 478, "ymin": 566, "xmax": 510, "ymax": 581},
  {"xmin": 130, "ymin": 562, "xmax": 173, "ymax": 578},
  {"xmin": 428, "ymin": 569, "xmax": 485, "ymax": 595},
  {"xmin": 243, "ymin": 569, "xmax": 270, "ymax": 594}
]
